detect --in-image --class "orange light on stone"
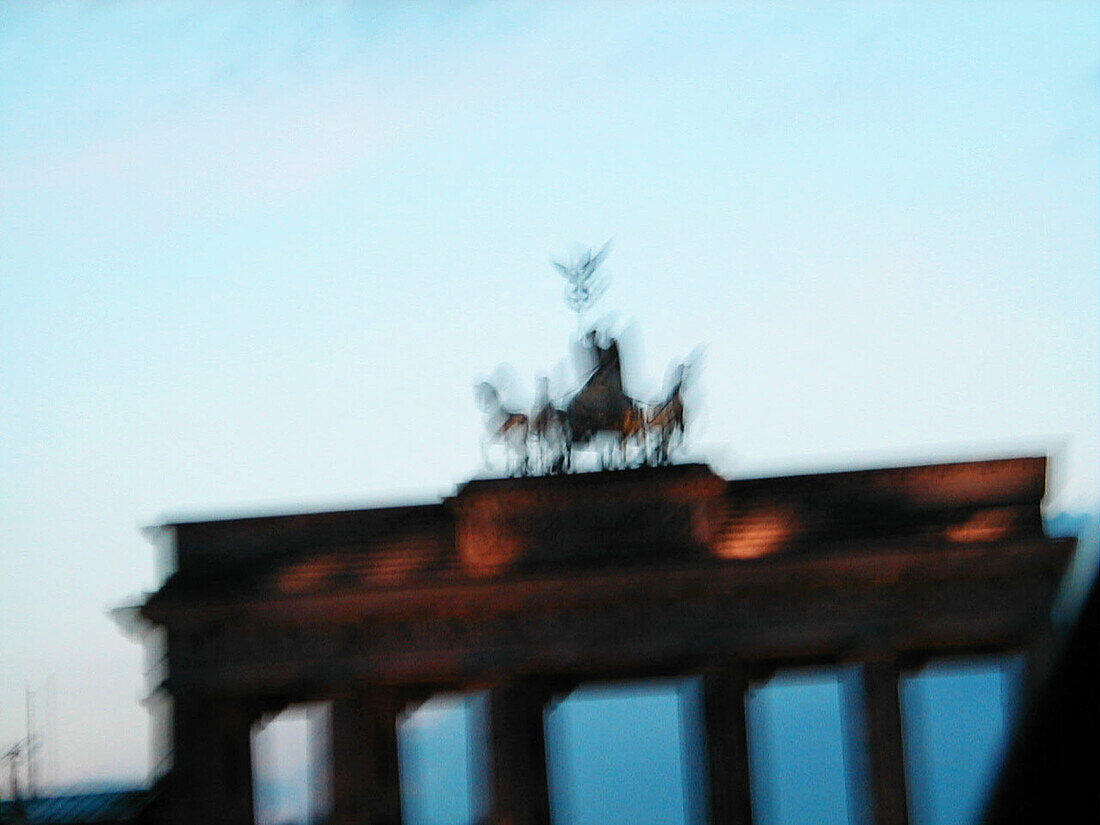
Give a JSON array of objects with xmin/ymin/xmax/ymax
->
[
  {"xmin": 275, "ymin": 553, "xmax": 341, "ymax": 594},
  {"xmin": 715, "ymin": 506, "xmax": 798, "ymax": 560},
  {"xmin": 945, "ymin": 508, "xmax": 1016, "ymax": 543}
]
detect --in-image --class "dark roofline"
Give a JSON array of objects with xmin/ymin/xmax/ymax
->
[
  {"xmin": 151, "ymin": 455, "xmax": 1047, "ymax": 532},
  {"xmin": 157, "ymin": 498, "xmax": 448, "ymax": 531},
  {"xmin": 725, "ymin": 454, "xmax": 1045, "ymax": 487}
]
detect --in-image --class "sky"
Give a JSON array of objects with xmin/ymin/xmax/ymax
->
[{"xmin": 1, "ymin": 0, "xmax": 1097, "ymax": 812}]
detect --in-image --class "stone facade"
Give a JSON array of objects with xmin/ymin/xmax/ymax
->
[{"xmin": 136, "ymin": 459, "xmax": 1073, "ymax": 825}]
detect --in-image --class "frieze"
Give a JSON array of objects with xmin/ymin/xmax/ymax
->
[{"xmin": 163, "ymin": 544, "xmax": 1067, "ymax": 691}]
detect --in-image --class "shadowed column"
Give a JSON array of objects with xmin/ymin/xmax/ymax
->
[
  {"xmin": 701, "ymin": 667, "xmax": 755, "ymax": 825},
  {"xmin": 331, "ymin": 689, "xmax": 405, "ymax": 825},
  {"xmin": 860, "ymin": 660, "xmax": 910, "ymax": 825},
  {"xmin": 488, "ymin": 680, "xmax": 553, "ymax": 825},
  {"xmin": 171, "ymin": 693, "xmax": 257, "ymax": 825}
]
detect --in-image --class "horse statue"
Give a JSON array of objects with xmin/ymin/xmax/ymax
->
[
  {"xmin": 565, "ymin": 331, "xmax": 647, "ymax": 469},
  {"xmin": 475, "ymin": 381, "xmax": 530, "ymax": 476},
  {"xmin": 530, "ymin": 377, "xmax": 571, "ymax": 474},
  {"xmin": 645, "ymin": 363, "xmax": 687, "ymax": 465}
]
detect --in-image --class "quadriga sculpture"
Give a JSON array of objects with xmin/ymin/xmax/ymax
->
[{"xmin": 476, "ymin": 332, "xmax": 697, "ymax": 475}]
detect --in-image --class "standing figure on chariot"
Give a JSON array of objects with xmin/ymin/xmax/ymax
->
[{"xmin": 568, "ymin": 329, "xmax": 635, "ymax": 447}]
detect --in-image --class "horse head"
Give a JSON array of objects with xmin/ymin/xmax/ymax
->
[{"xmin": 474, "ymin": 381, "xmax": 501, "ymax": 414}]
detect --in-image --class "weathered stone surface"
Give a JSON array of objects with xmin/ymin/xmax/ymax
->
[{"xmin": 136, "ymin": 457, "xmax": 1073, "ymax": 825}]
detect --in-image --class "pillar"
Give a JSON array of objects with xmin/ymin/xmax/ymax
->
[
  {"xmin": 701, "ymin": 667, "xmax": 755, "ymax": 825},
  {"xmin": 487, "ymin": 680, "xmax": 553, "ymax": 825},
  {"xmin": 859, "ymin": 660, "xmax": 910, "ymax": 825},
  {"xmin": 330, "ymin": 689, "xmax": 405, "ymax": 825},
  {"xmin": 170, "ymin": 693, "xmax": 257, "ymax": 825}
]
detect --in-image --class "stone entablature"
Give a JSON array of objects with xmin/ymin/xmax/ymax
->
[
  {"xmin": 144, "ymin": 459, "xmax": 1066, "ymax": 687},
  {"xmin": 153, "ymin": 458, "xmax": 1049, "ymax": 599},
  {"xmin": 154, "ymin": 535, "xmax": 1067, "ymax": 694}
]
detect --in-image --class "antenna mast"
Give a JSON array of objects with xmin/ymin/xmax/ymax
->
[{"xmin": 25, "ymin": 686, "xmax": 36, "ymax": 798}]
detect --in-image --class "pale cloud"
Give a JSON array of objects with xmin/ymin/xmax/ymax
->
[
  {"xmin": 1, "ymin": 3, "xmax": 718, "ymax": 206},
  {"xmin": 10, "ymin": 84, "xmax": 413, "ymax": 200},
  {"xmin": 4, "ymin": 9, "xmax": 545, "ymax": 205}
]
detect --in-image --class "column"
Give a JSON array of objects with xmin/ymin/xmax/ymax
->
[
  {"xmin": 330, "ymin": 689, "xmax": 405, "ymax": 825},
  {"xmin": 859, "ymin": 660, "xmax": 910, "ymax": 825},
  {"xmin": 701, "ymin": 667, "xmax": 755, "ymax": 825},
  {"xmin": 170, "ymin": 693, "xmax": 257, "ymax": 825},
  {"xmin": 487, "ymin": 680, "xmax": 553, "ymax": 825}
]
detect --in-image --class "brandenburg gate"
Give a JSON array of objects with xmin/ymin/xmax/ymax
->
[{"xmin": 134, "ymin": 456, "xmax": 1073, "ymax": 825}]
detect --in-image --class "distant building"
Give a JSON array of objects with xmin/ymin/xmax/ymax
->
[{"xmin": 0, "ymin": 789, "xmax": 157, "ymax": 825}]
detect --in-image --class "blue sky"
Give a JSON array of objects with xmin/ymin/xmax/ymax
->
[
  {"xmin": 1, "ymin": 0, "xmax": 1097, "ymax": 799},
  {"xmin": 245, "ymin": 664, "xmax": 1021, "ymax": 825}
]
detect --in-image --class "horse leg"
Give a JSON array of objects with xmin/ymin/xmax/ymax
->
[
  {"xmin": 551, "ymin": 428, "xmax": 567, "ymax": 474},
  {"xmin": 620, "ymin": 431, "xmax": 635, "ymax": 469},
  {"xmin": 563, "ymin": 421, "xmax": 574, "ymax": 473},
  {"xmin": 480, "ymin": 434, "xmax": 491, "ymax": 472}
]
